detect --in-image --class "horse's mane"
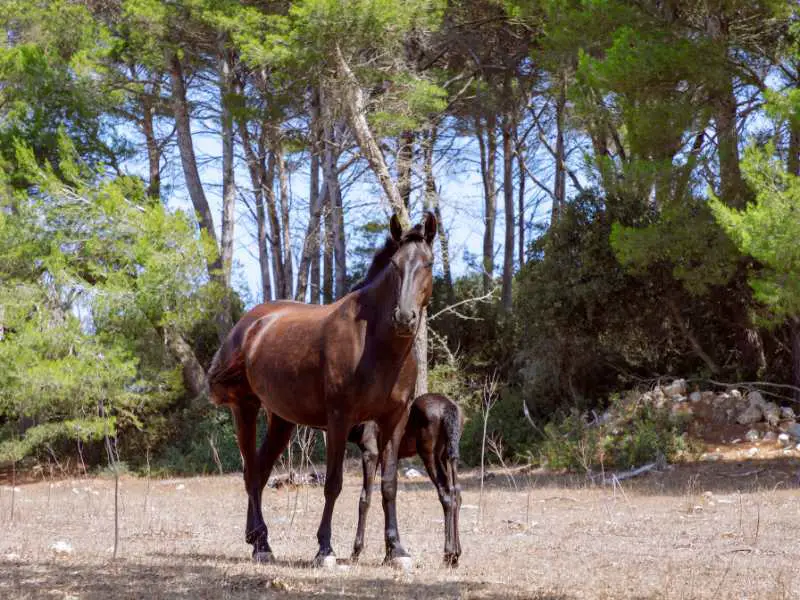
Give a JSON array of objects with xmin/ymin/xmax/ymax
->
[{"xmin": 350, "ymin": 224, "xmax": 425, "ymax": 292}]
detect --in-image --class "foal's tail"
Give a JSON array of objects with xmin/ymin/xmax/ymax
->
[{"xmin": 443, "ymin": 401, "xmax": 463, "ymax": 462}]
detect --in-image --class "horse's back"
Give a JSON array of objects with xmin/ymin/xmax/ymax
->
[{"xmin": 208, "ymin": 302, "xmax": 322, "ymax": 405}]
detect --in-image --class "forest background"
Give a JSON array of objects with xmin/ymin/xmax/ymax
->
[{"xmin": 2, "ymin": 0, "xmax": 800, "ymax": 475}]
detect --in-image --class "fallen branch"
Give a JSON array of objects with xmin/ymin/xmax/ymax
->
[{"xmin": 589, "ymin": 462, "xmax": 658, "ymax": 485}]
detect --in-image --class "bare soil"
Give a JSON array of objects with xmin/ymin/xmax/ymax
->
[{"xmin": 2, "ymin": 456, "xmax": 800, "ymax": 599}]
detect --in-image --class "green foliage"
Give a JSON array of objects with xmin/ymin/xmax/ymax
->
[
  {"xmin": 610, "ymin": 199, "xmax": 740, "ymax": 296},
  {"xmin": 0, "ymin": 139, "xmax": 219, "ymax": 465},
  {"xmin": 539, "ymin": 400, "xmax": 688, "ymax": 472},
  {"xmin": 710, "ymin": 145, "xmax": 800, "ymax": 320}
]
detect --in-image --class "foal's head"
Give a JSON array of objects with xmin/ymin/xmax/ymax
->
[{"xmin": 387, "ymin": 212, "xmax": 437, "ymax": 335}]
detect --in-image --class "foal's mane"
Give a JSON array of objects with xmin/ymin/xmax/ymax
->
[{"xmin": 350, "ymin": 224, "xmax": 425, "ymax": 292}]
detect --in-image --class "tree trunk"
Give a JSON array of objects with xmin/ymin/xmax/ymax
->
[
  {"xmin": 296, "ymin": 105, "xmax": 323, "ymax": 302},
  {"xmin": 713, "ymin": 77, "xmax": 746, "ymax": 209},
  {"xmin": 141, "ymin": 93, "xmax": 161, "ymax": 202},
  {"xmin": 334, "ymin": 181, "xmax": 347, "ymax": 298},
  {"xmin": 322, "ymin": 187, "xmax": 334, "ymax": 304},
  {"xmin": 218, "ymin": 43, "xmax": 236, "ymax": 289},
  {"xmin": 169, "ymin": 54, "xmax": 220, "ymax": 263},
  {"xmin": 397, "ymin": 130, "xmax": 414, "ymax": 210},
  {"xmin": 169, "ymin": 52, "xmax": 231, "ymax": 340},
  {"xmin": 238, "ymin": 118, "xmax": 273, "ymax": 302},
  {"xmin": 516, "ymin": 127, "xmax": 526, "ymax": 267},
  {"xmin": 423, "ymin": 126, "xmax": 454, "ymax": 303},
  {"xmin": 276, "ymin": 142, "xmax": 293, "ymax": 299},
  {"xmin": 477, "ymin": 114, "xmax": 498, "ymax": 293},
  {"xmin": 334, "ymin": 45, "xmax": 410, "ymax": 227},
  {"xmin": 553, "ymin": 73, "xmax": 567, "ymax": 222},
  {"xmin": 264, "ymin": 146, "xmax": 285, "ymax": 298},
  {"xmin": 501, "ymin": 111, "xmax": 515, "ymax": 311},
  {"xmin": 414, "ymin": 307, "xmax": 428, "ymax": 397},
  {"xmin": 163, "ymin": 327, "xmax": 208, "ymax": 402}
]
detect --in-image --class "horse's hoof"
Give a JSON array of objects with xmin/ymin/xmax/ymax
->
[
  {"xmin": 390, "ymin": 556, "xmax": 413, "ymax": 571},
  {"xmin": 253, "ymin": 551, "xmax": 275, "ymax": 564},
  {"xmin": 313, "ymin": 554, "xmax": 337, "ymax": 569}
]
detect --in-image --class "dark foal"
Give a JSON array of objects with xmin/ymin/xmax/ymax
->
[
  {"xmin": 348, "ymin": 393, "xmax": 463, "ymax": 566},
  {"xmin": 209, "ymin": 213, "xmax": 436, "ymax": 569}
]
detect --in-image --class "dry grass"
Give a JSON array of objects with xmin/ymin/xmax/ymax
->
[{"xmin": 2, "ymin": 457, "xmax": 800, "ymax": 599}]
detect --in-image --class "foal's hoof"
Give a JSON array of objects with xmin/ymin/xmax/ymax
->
[
  {"xmin": 313, "ymin": 554, "xmax": 337, "ymax": 569},
  {"xmin": 389, "ymin": 556, "xmax": 413, "ymax": 571},
  {"xmin": 443, "ymin": 553, "xmax": 459, "ymax": 568},
  {"xmin": 252, "ymin": 551, "xmax": 275, "ymax": 564}
]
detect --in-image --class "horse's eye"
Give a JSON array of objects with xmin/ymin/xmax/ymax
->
[{"xmin": 426, "ymin": 261, "xmax": 434, "ymax": 269}]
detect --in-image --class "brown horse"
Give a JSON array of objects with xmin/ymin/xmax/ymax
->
[
  {"xmin": 208, "ymin": 213, "xmax": 436, "ymax": 568},
  {"xmin": 348, "ymin": 393, "xmax": 463, "ymax": 566}
]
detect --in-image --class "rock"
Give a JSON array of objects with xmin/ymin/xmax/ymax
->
[
  {"xmin": 747, "ymin": 447, "xmax": 759, "ymax": 458},
  {"xmin": 50, "ymin": 541, "xmax": 73, "ymax": 555},
  {"xmin": 746, "ymin": 390, "xmax": 765, "ymax": 408},
  {"xmin": 689, "ymin": 391, "xmax": 702, "ymax": 403},
  {"xmin": 663, "ymin": 379, "xmax": 687, "ymax": 398},
  {"xmin": 672, "ymin": 395, "xmax": 688, "ymax": 403},
  {"xmin": 786, "ymin": 422, "xmax": 800, "ymax": 440},
  {"xmin": 745, "ymin": 429, "xmax": 760, "ymax": 442},
  {"xmin": 762, "ymin": 402, "xmax": 781, "ymax": 427},
  {"xmin": 763, "ymin": 431, "xmax": 778, "ymax": 442},
  {"xmin": 779, "ymin": 433, "xmax": 792, "ymax": 447},
  {"xmin": 737, "ymin": 404, "xmax": 763, "ymax": 425},
  {"xmin": 701, "ymin": 391, "xmax": 716, "ymax": 403},
  {"xmin": 652, "ymin": 388, "xmax": 667, "ymax": 408},
  {"xmin": 781, "ymin": 406, "xmax": 796, "ymax": 421},
  {"xmin": 404, "ymin": 468, "xmax": 423, "ymax": 479},
  {"xmin": 730, "ymin": 389, "xmax": 743, "ymax": 401}
]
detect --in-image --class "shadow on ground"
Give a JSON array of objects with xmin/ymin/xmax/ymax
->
[{"xmin": 0, "ymin": 558, "xmax": 573, "ymax": 600}]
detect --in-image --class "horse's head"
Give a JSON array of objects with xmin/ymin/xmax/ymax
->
[{"xmin": 389, "ymin": 212, "xmax": 437, "ymax": 336}]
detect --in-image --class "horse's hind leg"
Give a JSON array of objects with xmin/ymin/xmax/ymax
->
[
  {"xmin": 232, "ymin": 401, "xmax": 293, "ymax": 562},
  {"xmin": 352, "ymin": 424, "xmax": 379, "ymax": 561},
  {"xmin": 251, "ymin": 413, "xmax": 295, "ymax": 561}
]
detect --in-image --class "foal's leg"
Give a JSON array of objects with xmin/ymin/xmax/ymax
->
[
  {"xmin": 352, "ymin": 424, "xmax": 380, "ymax": 561},
  {"xmin": 449, "ymin": 456, "xmax": 462, "ymax": 563},
  {"xmin": 419, "ymin": 442, "xmax": 457, "ymax": 566},
  {"xmin": 435, "ymin": 452, "xmax": 460, "ymax": 567},
  {"xmin": 247, "ymin": 413, "xmax": 295, "ymax": 562},
  {"xmin": 377, "ymin": 410, "xmax": 412, "ymax": 567},
  {"xmin": 314, "ymin": 417, "xmax": 348, "ymax": 568}
]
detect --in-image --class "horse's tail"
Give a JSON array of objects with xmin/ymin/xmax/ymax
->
[
  {"xmin": 207, "ymin": 316, "xmax": 260, "ymax": 406},
  {"xmin": 443, "ymin": 400, "xmax": 463, "ymax": 462}
]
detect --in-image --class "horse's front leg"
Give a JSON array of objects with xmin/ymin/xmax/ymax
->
[
  {"xmin": 314, "ymin": 414, "xmax": 349, "ymax": 568},
  {"xmin": 377, "ymin": 409, "xmax": 412, "ymax": 569},
  {"xmin": 352, "ymin": 423, "xmax": 380, "ymax": 561}
]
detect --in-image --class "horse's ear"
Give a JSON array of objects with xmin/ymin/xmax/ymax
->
[
  {"xmin": 390, "ymin": 213, "xmax": 403, "ymax": 242},
  {"xmin": 423, "ymin": 211, "xmax": 437, "ymax": 245}
]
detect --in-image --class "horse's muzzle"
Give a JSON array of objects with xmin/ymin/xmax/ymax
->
[{"xmin": 392, "ymin": 307, "xmax": 418, "ymax": 336}]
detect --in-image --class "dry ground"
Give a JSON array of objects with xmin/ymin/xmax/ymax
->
[{"xmin": 2, "ymin": 457, "xmax": 800, "ymax": 599}]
